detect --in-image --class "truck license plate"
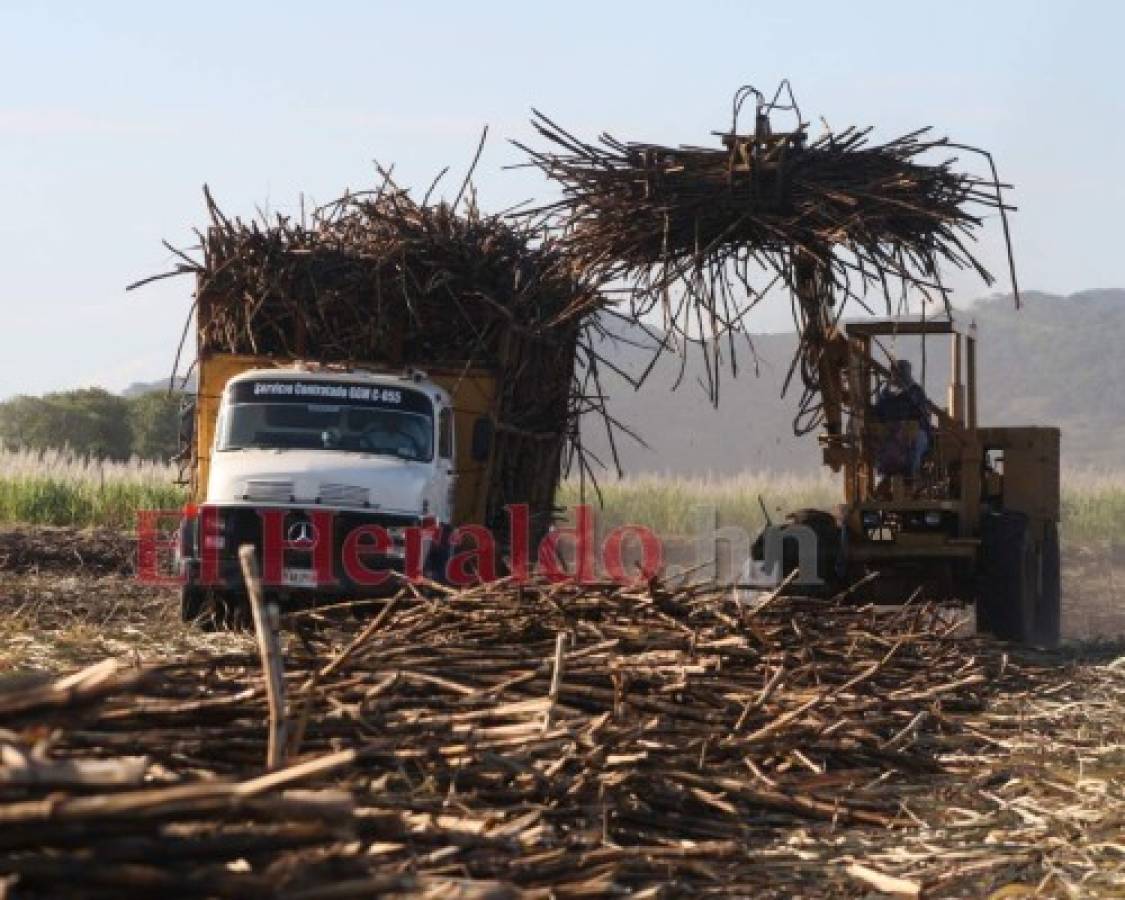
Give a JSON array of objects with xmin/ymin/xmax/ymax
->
[{"xmin": 282, "ymin": 568, "xmax": 318, "ymax": 588}]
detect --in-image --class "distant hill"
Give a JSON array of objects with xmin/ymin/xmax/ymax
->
[
  {"xmin": 580, "ymin": 290, "xmax": 1125, "ymax": 474},
  {"xmin": 122, "ymin": 376, "xmax": 195, "ymax": 398}
]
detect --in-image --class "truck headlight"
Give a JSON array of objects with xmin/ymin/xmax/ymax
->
[
  {"xmin": 924, "ymin": 511, "xmax": 943, "ymax": 527},
  {"xmin": 200, "ymin": 507, "xmax": 226, "ymax": 533}
]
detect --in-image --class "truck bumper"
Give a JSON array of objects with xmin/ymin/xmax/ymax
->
[{"xmin": 180, "ymin": 504, "xmax": 434, "ymax": 601}]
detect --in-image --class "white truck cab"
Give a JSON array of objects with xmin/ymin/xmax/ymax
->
[
  {"xmin": 210, "ymin": 367, "xmax": 454, "ymax": 521},
  {"xmin": 179, "ymin": 366, "xmax": 458, "ymax": 619}
]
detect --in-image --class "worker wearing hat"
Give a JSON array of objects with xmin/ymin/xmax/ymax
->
[{"xmin": 873, "ymin": 359, "xmax": 932, "ymax": 477}]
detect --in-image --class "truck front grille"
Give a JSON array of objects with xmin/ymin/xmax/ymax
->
[
  {"xmin": 318, "ymin": 483, "xmax": 371, "ymax": 508},
  {"xmin": 243, "ymin": 479, "xmax": 294, "ymax": 502}
]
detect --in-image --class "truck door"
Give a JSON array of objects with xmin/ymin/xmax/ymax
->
[{"xmin": 435, "ymin": 406, "xmax": 456, "ymax": 522}]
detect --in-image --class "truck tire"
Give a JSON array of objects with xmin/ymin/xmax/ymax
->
[
  {"xmin": 182, "ymin": 588, "xmax": 250, "ymax": 631},
  {"xmin": 214, "ymin": 591, "xmax": 251, "ymax": 631},
  {"xmin": 1035, "ymin": 521, "xmax": 1061, "ymax": 647},
  {"xmin": 180, "ymin": 584, "xmax": 206, "ymax": 624},
  {"xmin": 979, "ymin": 511, "xmax": 1039, "ymax": 644},
  {"xmin": 424, "ymin": 525, "xmax": 452, "ymax": 584}
]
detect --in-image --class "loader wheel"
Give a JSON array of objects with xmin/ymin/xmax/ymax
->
[
  {"xmin": 751, "ymin": 508, "xmax": 841, "ymax": 592},
  {"xmin": 978, "ymin": 511, "xmax": 1039, "ymax": 644},
  {"xmin": 787, "ymin": 508, "xmax": 841, "ymax": 588},
  {"xmin": 1036, "ymin": 521, "xmax": 1061, "ymax": 647}
]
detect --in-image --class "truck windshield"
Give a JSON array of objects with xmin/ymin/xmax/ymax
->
[{"xmin": 217, "ymin": 380, "xmax": 434, "ymax": 461}]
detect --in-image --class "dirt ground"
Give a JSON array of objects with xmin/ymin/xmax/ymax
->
[
  {"xmin": 0, "ymin": 526, "xmax": 1121, "ymax": 672},
  {"xmin": 1063, "ymin": 540, "xmax": 1125, "ymax": 641},
  {"xmin": 656, "ymin": 534, "xmax": 1125, "ymax": 643},
  {"xmin": 0, "ymin": 526, "xmax": 252, "ymax": 671}
]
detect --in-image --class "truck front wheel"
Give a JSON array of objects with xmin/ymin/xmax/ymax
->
[
  {"xmin": 180, "ymin": 584, "xmax": 205, "ymax": 624},
  {"xmin": 181, "ymin": 586, "xmax": 249, "ymax": 631},
  {"xmin": 423, "ymin": 525, "xmax": 453, "ymax": 584}
]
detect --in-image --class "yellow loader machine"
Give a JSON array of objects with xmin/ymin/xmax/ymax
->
[
  {"xmin": 763, "ymin": 306, "xmax": 1061, "ymax": 647},
  {"xmin": 522, "ymin": 84, "xmax": 1060, "ymax": 646}
]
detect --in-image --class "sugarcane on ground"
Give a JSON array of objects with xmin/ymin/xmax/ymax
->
[{"xmin": 0, "ymin": 526, "xmax": 1122, "ymax": 897}]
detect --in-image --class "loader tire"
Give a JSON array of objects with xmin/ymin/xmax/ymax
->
[
  {"xmin": 750, "ymin": 508, "xmax": 841, "ymax": 593},
  {"xmin": 787, "ymin": 508, "xmax": 841, "ymax": 588},
  {"xmin": 1036, "ymin": 521, "xmax": 1061, "ymax": 647},
  {"xmin": 979, "ymin": 511, "xmax": 1039, "ymax": 644}
]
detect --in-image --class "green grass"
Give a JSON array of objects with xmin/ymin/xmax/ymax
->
[
  {"xmin": 1, "ymin": 446, "xmax": 1121, "ymax": 543},
  {"xmin": 561, "ymin": 470, "xmax": 1125, "ymax": 543},
  {"xmin": 0, "ymin": 448, "xmax": 186, "ymax": 530},
  {"xmin": 558, "ymin": 471, "xmax": 839, "ymax": 536},
  {"xmin": 1059, "ymin": 471, "xmax": 1125, "ymax": 542}
]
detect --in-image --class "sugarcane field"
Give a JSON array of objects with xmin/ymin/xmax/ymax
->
[{"xmin": 1, "ymin": 4, "xmax": 1123, "ymax": 898}]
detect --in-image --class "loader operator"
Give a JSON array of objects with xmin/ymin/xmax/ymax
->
[{"xmin": 873, "ymin": 359, "xmax": 932, "ymax": 478}]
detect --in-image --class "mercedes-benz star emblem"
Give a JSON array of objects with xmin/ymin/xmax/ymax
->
[{"xmin": 287, "ymin": 520, "xmax": 319, "ymax": 548}]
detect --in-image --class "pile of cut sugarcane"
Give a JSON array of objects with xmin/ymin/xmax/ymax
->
[{"xmin": 3, "ymin": 577, "xmax": 1120, "ymax": 897}]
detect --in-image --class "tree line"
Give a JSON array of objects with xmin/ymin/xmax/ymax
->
[{"xmin": 0, "ymin": 388, "xmax": 184, "ymax": 461}]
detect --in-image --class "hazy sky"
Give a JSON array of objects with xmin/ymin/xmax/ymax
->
[{"xmin": 1, "ymin": 1, "xmax": 1121, "ymax": 398}]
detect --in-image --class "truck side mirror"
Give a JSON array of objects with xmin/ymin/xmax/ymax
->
[
  {"xmin": 177, "ymin": 396, "xmax": 196, "ymax": 460},
  {"xmin": 471, "ymin": 417, "xmax": 493, "ymax": 463}
]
